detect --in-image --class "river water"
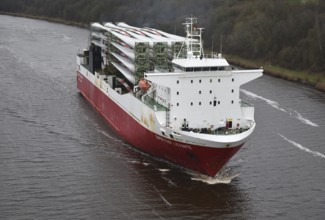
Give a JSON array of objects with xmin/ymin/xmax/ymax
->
[{"xmin": 0, "ymin": 15, "xmax": 324, "ymax": 219}]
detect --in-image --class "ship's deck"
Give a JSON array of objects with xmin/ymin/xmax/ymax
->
[
  {"xmin": 140, "ymin": 95, "xmax": 167, "ymax": 111},
  {"xmin": 180, "ymin": 127, "xmax": 249, "ymax": 135}
]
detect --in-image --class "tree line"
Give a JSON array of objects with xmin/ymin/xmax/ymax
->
[{"xmin": 1, "ymin": 0, "xmax": 324, "ymax": 73}]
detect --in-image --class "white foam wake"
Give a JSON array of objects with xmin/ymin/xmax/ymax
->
[
  {"xmin": 241, "ymin": 89, "xmax": 319, "ymax": 127},
  {"xmin": 278, "ymin": 134, "xmax": 325, "ymax": 159},
  {"xmin": 98, "ymin": 129, "xmax": 123, "ymax": 143},
  {"xmin": 153, "ymin": 186, "xmax": 173, "ymax": 207},
  {"xmin": 158, "ymin": 168, "xmax": 170, "ymax": 173},
  {"xmin": 159, "ymin": 193, "xmax": 172, "ymax": 206},
  {"xmin": 62, "ymin": 35, "xmax": 71, "ymax": 41},
  {"xmin": 191, "ymin": 171, "xmax": 240, "ymax": 185},
  {"xmin": 241, "ymin": 89, "xmax": 286, "ymax": 112},
  {"xmin": 293, "ymin": 110, "xmax": 319, "ymax": 127}
]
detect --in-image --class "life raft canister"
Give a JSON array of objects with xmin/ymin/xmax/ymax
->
[{"xmin": 138, "ymin": 79, "xmax": 151, "ymax": 91}]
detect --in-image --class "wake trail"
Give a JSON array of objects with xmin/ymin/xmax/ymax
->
[
  {"xmin": 190, "ymin": 170, "xmax": 240, "ymax": 185},
  {"xmin": 293, "ymin": 110, "xmax": 319, "ymax": 127},
  {"xmin": 98, "ymin": 129, "xmax": 123, "ymax": 143},
  {"xmin": 241, "ymin": 89, "xmax": 319, "ymax": 127},
  {"xmin": 153, "ymin": 186, "xmax": 172, "ymax": 207},
  {"xmin": 159, "ymin": 193, "xmax": 172, "ymax": 207},
  {"xmin": 278, "ymin": 133, "xmax": 325, "ymax": 159}
]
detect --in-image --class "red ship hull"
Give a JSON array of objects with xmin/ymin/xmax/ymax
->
[{"xmin": 77, "ymin": 72, "xmax": 242, "ymax": 176}]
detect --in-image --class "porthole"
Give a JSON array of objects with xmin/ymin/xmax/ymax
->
[
  {"xmin": 218, "ymin": 101, "xmax": 220, "ymax": 104},
  {"xmin": 199, "ymin": 90, "xmax": 201, "ymax": 94},
  {"xmin": 199, "ymin": 102, "xmax": 201, "ymax": 105},
  {"xmin": 210, "ymin": 79, "xmax": 212, "ymax": 83},
  {"xmin": 231, "ymin": 100, "xmax": 234, "ymax": 104},
  {"xmin": 218, "ymin": 79, "xmax": 221, "ymax": 83},
  {"xmin": 231, "ymin": 89, "xmax": 234, "ymax": 93},
  {"xmin": 177, "ymin": 103, "xmax": 179, "ymax": 106},
  {"xmin": 232, "ymin": 78, "xmax": 234, "ymax": 82},
  {"xmin": 191, "ymin": 80, "xmax": 193, "ymax": 83},
  {"xmin": 177, "ymin": 80, "xmax": 179, "ymax": 84},
  {"xmin": 191, "ymin": 102, "xmax": 193, "ymax": 106},
  {"xmin": 210, "ymin": 90, "xmax": 212, "ymax": 94},
  {"xmin": 177, "ymin": 91, "xmax": 179, "ymax": 95},
  {"xmin": 199, "ymin": 79, "xmax": 202, "ymax": 83}
]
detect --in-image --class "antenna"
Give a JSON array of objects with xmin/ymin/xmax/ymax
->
[
  {"xmin": 182, "ymin": 16, "xmax": 204, "ymax": 58},
  {"xmin": 211, "ymin": 39, "xmax": 214, "ymax": 57},
  {"xmin": 220, "ymin": 34, "xmax": 223, "ymax": 55}
]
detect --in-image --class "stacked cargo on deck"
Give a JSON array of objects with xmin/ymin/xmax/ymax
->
[{"xmin": 89, "ymin": 22, "xmax": 187, "ymax": 86}]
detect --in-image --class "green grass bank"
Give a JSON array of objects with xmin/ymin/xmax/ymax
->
[{"xmin": 226, "ymin": 55, "xmax": 325, "ymax": 92}]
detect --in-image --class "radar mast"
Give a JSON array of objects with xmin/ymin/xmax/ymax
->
[{"xmin": 183, "ymin": 17, "xmax": 204, "ymax": 58}]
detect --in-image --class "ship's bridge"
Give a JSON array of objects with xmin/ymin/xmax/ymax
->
[{"xmin": 172, "ymin": 57, "xmax": 231, "ymax": 72}]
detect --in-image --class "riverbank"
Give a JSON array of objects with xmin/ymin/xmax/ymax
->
[
  {"xmin": 226, "ymin": 55, "xmax": 325, "ymax": 92},
  {"xmin": 1, "ymin": 12, "xmax": 324, "ymax": 92}
]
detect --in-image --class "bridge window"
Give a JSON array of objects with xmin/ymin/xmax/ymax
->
[
  {"xmin": 211, "ymin": 67, "xmax": 218, "ymax": 71},
  {"xmin": 194, "ymin": 67, "xmax": 201, "ymax": 71},
  {"xmin": 203, "ymin": 67, "xmax": 210, "ymax": 71},
  {"xmin": 186, "ymin": 68, "xmax": 193, "ymax": 72}
]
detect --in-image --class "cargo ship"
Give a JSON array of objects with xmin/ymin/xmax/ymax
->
[{"xmin": 76, "ymin": 17, "xmax": 263, "ymax": 176}]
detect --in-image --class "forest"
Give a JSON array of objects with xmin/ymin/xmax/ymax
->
[{"xmin": 1, "ymin": 0, "xmax": 324, "ymax": 79}]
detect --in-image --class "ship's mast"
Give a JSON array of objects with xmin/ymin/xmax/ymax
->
[{"xmin": 183, "ymin": 17, "xmax": 204, "ymax": 58}]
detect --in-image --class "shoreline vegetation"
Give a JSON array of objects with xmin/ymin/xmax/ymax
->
[
  {"xmin": 1, "ymin": 11, "xmax": 325, "ymax": 92},
  {"xmin": 226, "ymin": 55, "xmax": 325, "ymax": 92}
]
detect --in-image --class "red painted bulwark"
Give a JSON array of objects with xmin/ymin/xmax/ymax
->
[{"xmin": 77, "ymin": 72, "xmax": 242, "ymax": 176}]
